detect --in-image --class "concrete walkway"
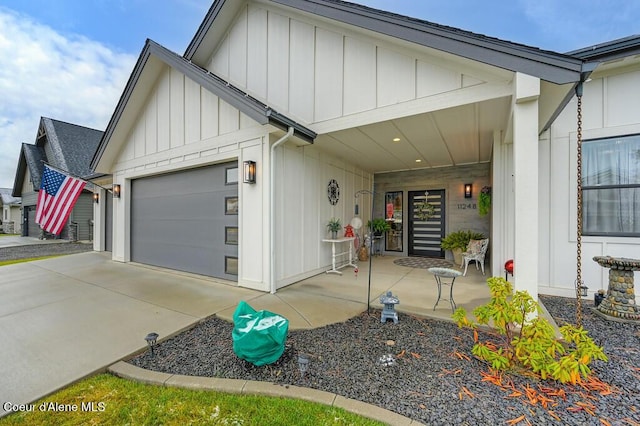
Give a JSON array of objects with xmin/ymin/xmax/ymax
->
[
  {"xmin": 0, "ymin": 250, "xmax": 492, "ymax": 419},
  {"xmin": 0, "ymin": 235, "xmax": 68, "ymax": 248}
]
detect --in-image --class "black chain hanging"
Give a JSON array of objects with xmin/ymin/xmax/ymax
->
[{"xmin": 575, "ymin": 84, "xmax": 584, "ymax": 327}]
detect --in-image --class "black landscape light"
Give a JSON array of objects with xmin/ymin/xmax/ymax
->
[
  {"xmin": 145, "ymin": 332, "xmax": 159, "ymax": 356},
  {"xmin": 297, "ymin": 353, "xmax": 309, "ymax": 378}
]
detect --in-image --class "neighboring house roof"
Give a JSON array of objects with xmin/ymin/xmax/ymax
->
[
  {"xmin": 91, "ymin": 39, "xmax": 316, "ymax": 171},
  {"xmin": 185, "ymin": 0, "xmax": 586, "ymax": 85},
  {"xmin": 0, "ymin": 188, "xmax": 21, "ymax": 206},
  {"xmin": 567, "ymin": 35, "xmax": 640, "ymax": 61},
  {"xmin": 12, "ymin": 117, "xmax": 103, "ymax": 197}
]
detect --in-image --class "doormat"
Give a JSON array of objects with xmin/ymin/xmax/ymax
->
[{"xmin": 393, "ymin": 257, "xmax": 455, "ymax": 269}]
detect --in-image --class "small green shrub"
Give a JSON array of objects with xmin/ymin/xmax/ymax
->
[
  {"xmin": 441, "ymin": 230, "xmax": 485, "ymax": 251},
  {"xmin": 453, "ymin": 277, "xmax": 607, "ymax": 384}
]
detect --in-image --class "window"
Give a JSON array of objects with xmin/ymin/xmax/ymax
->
[{"xmin": 582, "ymin": 134, "xmax": 640, "ymax": 236}]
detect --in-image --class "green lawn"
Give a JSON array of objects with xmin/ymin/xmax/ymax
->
[
  {"xmin": 0, "ymin": 256, "xmax": 61, "ymax": 267},
  {"xmin": 0, "ymin": 374, "xmax": 385, "ymax": 426}
]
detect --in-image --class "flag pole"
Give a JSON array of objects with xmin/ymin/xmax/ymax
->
[{"xmin": 41, "ymin": 161, "xmax": 114, "ymax": 194}]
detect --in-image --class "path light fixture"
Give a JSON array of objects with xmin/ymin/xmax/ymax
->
[
  {"xmin": 464, "ymin": 183, "xmax": 473, "ymax": 198},
  {"xmin": 580, "ymin": 284, "xmax": 589, "ymax": 298},
  {"xmin": 145, "ymin": 332, "xmax": 159, "ymax": 356},
  {"xmin": 297, "ymin": 353, "xmax": 309, "ymax": 378},
  {"xmin": 243, "ymin": 160, "xmax": 256, "ymax": 184},
  {"xmin": 112, "ymin": 184, "xmax": 121, "ymax": 198}
]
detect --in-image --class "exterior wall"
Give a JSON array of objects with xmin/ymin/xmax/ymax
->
[
  {"xmin": 540, "ymin": 64, "xmax": 640, "ymax": 298},
  {"xmin": 374, "ymin": 164, "xmax": 491, "ymax": 259},
  {"xmin": 2, "ymin": 205, "xmax": 22, "ymax": 234},
  {"xmin": 69, "ymin": 192, "xmax": 93, "ymax": 241},
  {"xmin": 207, "ymin": 3, "xmax": 510, "ymax": 129},
  {"xmin": 273, "ymin": 143, "xmax": 373, "ymax": 288},
  {"xmin": 108, "ymin": 65, "xmax": 273, "ymax": 290}
]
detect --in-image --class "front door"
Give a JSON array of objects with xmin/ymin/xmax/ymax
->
[{"xmin": 408, "ymin": 189, "xmax": 445, "ymax": 257}]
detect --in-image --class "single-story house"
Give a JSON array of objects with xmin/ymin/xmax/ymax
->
[
  {"xmin": 90, "ymin": 0, "xmax": 640, "ymax": 299},
  {"xmin": 0, "ymin": 188, "xmax": 21, "ymax": 234},
  {"xmin": 12, "ymin": 117, "xmax": 104, "ymax": 241}
]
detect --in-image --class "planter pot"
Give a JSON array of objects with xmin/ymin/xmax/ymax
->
[
  {"xmin": 358, "ymin": 246, "xmax": 369, "ymax": 261},
  {"xmin": 331, "ymin": 231, "xmax": 338, "ymax": 239},
  {"xmin": 451, "ymin": 248, "xmax": 463, "ymax": 266}
]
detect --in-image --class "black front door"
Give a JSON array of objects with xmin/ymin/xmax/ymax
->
[{"xmin": 408, "ymin": 189, "xmax": 445, "ymax": 257}]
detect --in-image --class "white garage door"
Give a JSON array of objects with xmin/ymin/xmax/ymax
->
[{"xmin": 131, "ymin": 163, "xmax": 239, "ymax": 280}]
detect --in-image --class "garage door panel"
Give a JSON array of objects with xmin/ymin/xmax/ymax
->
[{"xmin": 131, "ymin": 163, "xmax": 238, "ymax": 280}]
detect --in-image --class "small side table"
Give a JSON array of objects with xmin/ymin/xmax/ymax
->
[
  {"xmin": 322, "ymin": 237, "xmax": 356, "ymax": 274},
  {"xmin": 427, "ymin": 267, "xmax": 462, "ymax": 312}
]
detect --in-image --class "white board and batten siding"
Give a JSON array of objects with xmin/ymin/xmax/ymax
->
[
  {"xmin": 539, "ymin": 66, "xmax": 640, "ymax": 297},
  {"xmin": 207, "ymin": 3, "xmax": 494, "ymax": 129},
  {"xmin": 273, "ymin": 143, "xmax": 372, "ymax": 289},
  {"xmin": 117, "ymin": 67, "xmax": 261, "ymax": 171},
  {"xmin": 109, "ymin": 65, "xmax": 273, "ymax": 289}
]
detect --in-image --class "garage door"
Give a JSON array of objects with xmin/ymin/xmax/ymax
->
[{"xmin": 131, "ymin": 163, "xmax": 238, "ymax": 280}]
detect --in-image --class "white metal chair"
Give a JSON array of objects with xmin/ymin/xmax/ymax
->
[{"xmin": 461, "ymin": 238, "xmax": 489, "ymax": 276}]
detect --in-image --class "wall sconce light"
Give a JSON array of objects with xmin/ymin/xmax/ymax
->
[
  {"xmin": 464, "ymin": 183, "xmax": 473, "ymax": 198},
  {"xmin": 113, "ymin": 184, "xmax": 121, "ymax": 198},
  {"xmin": 243, "ymin": 161, "xmax": 256, "ymax": 184},
  {"xmin": 93, "ymin": 193, "xmax": 99, "ymax": 204}
]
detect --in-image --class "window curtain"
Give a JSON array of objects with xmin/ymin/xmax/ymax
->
[{"xmin": 582, "ymin": 135, "xmax": 640, "ymax": 235}]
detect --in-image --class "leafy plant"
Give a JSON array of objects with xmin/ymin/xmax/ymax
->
[
  {"xmin": 478, "ymin": 186, "xmax": 491, "ymax": 217},
  {"xmin": 326, "ymin": 218, "xmax": 342, "ymax": 233},
  {"xmin": 453, "ymin": 277, "xmax": 608, "ymax": 384},
  {"xmin": 367, "ymin": 218, "xmax": 391, "ymax": 235},
  {"xmin": 440, "ymin": 230, "xmax": 485, "ymax": 251}
]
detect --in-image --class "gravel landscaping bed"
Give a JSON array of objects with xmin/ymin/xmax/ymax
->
[
  {"xmin": 130, "ymin": 296, "xmax": 640, "ymax": 425},
  {"xmin": 0, "ymin": 242, "xmax": 93, "ymax": 261}
]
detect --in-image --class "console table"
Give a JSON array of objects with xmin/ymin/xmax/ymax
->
[{"xmin": 322, "ymin": 237, "xmax": 356, "ymax": 274}]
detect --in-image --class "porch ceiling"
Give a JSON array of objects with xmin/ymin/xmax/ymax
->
[{"xmin": 315, "ymin": 97, "xmax": 511, "ymax": 174}]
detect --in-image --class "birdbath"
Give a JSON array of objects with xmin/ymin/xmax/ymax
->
[{"xmin": 592, "ymin": 256, "xmax": 640, "ymax": 321}]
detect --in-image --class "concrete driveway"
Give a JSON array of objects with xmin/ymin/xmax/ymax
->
[{"xmin": 0, "ymin": 252, "xmax": 258, "ymax": 416}]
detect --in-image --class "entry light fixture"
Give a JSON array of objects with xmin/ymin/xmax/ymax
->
[
  {"xmin": 112, "ymin": 184, "xmax": 121, "ymax": 198},
  {"xmin": 145, "ymin": 332, "xmax": 159, "ymax": 356},
  {"xmin": 93, "ymin": 193, "xmax": 99, "ymax": 204},
  {"xmin": 464, "ymin": 183, "xmax": 473, "ymax": 198},
  {"xmin": 243, "ymin": 160, "xmax": 256, "ymax": 184}
]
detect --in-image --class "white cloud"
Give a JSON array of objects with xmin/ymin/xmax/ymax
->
[{"xmin": 0, "ymin": 7, "xmax": 135, "ymax": 189}]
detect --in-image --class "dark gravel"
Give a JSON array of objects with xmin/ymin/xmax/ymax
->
[
  {"xmin": 0, "ymin": 242, "xmax": 93, "ymax": 261},
  {"xmin": 129, "ymin": 295, "xmax": 640, "ymax": 425}
]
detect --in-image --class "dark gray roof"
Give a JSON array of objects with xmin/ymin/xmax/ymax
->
[
  {"xmin": 12, "ymin": 144, "xmax": 46, "ymax": 196},
  {"xmin": 567, "ymin": 35, "xmax": 640, "ymax": 61},
  {"xmin": 185, "ymin": 0, "xmax": 584, "ymax": 85},
  {"xmin": 43, "ymin": 118, "xmax": 104, "ymax": 178},
  {"xmin": 12, "ymin": 118, "xmax": 103, "ymax": 197},
  {"xmin": 91, "ymin": 39, "xmax": 316, "ymax": 170},
  {"xmin": 0, "ymin": 188, "xmax": 21, "ymax": 205}
]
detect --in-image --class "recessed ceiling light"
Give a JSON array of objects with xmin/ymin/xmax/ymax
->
[
  {"xmin": 415, "ymin": 159, "xmax": 422, "ymax": 163},
  {"xmin": 392, "ymin": 137, "xmax": 400, "ymax": 142}
]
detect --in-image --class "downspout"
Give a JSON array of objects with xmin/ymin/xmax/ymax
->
[{"xmin": 270, "ymin": 126, "xmax": 295, "ymax": 294}]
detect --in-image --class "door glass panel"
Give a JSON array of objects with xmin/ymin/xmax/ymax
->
[{"xmin": 384, "ymin": 191, "xmax": 403, "ymax": 251}]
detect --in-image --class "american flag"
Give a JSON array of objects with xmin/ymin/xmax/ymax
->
[{"xmin": 35, "ymin": 165, "xmax": 86, "ymax": 235}]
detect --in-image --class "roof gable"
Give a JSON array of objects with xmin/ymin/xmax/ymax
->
[
  {"xmin": 186, "ymin": 0, "xmax": 584, "ymax": 85},
  {"xmin": 0, "ymin": 188, "xmax": 21, "ymax": 205},
  {"xmin": 91, "ymin": 39, "xmax": 315, "ymax": 172}
]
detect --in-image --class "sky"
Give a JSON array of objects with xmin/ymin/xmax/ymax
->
[{"xmin": 0, "ymin": 0, "xmax": 638, "ymax": 190}]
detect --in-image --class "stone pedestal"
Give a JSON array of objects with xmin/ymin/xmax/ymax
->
[{"xmin": 593, "ymin": 256, "xmax": 640, "ymax": 321}]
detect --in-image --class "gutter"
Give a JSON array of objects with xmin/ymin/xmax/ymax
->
[{"xmin": 270, "ymin": 126, "xmax": 295, "ymax": 294}]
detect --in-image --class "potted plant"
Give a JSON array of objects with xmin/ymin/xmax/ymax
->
[
  {"xmin": 327, "ymin": 218, "xmax": 341, "ymax": 239},
  {"xmin": 441, "ymin": 230, "xmax": 485, "ymax": 265},
  {"xmin": 367, "ymin": 218, "xmax": 391, "ymax": 236},
  {"xmin": 478, "ymin": 186, "xmax": 491, "ymax": 217}
]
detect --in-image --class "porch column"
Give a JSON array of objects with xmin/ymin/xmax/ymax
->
[
  {"xmin": 92, "ymin": 187, "xmax": 105, "ymax": 251},
  {"xmin": 512, "ymin": 73, "xmax": 540, "ymax": 300}
]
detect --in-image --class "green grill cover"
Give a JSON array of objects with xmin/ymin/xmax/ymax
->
[{"xmin": 232, "ymin": 301, "xmax": 289, "ymax": 366}]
